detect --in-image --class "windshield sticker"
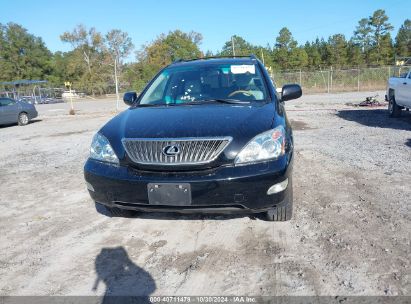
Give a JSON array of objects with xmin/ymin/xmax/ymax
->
[
  {"xmin": 221, "ymin": 67, "xmax": 230, "ymax": 74},
  {"xmin": 230, "ymin": 65, "xmax": 255, "ymax": 74}
]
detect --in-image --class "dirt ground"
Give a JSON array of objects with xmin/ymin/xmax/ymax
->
[{"xmin": 0, "ymin": 91, "xmax": 410, "ymax": 297}]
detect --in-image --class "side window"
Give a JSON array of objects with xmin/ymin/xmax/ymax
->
[
  {"xmin": 140, "ymin": 73, "xmax": 169, "ymax": 104},
  {"xmin": 0, "ymin": 98, "xmax": 15, "ymax": 106}
]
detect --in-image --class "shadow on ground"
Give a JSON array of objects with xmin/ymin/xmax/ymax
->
[
  {"xmin": 93, "ymin": 246, "xmax": 156, "ymax": 304},
  {"xmin": 336, "ymin": 109, "xmax": 411, "ymax": 131},
  {"xmin": 406, "ymin": 139, "xmax": 411, "ymax": 148},
  {"xmin": 0, "ymin": 119, "xmax": 42, "ymax": 129}
]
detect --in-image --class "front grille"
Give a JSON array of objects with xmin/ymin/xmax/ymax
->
[{"xmin": 122, "ymin": 137, "xmax": 232, "ymax": 165}]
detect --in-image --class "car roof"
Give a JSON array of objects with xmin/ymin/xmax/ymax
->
[{"xmin": 170, "ymin": 56, "xmax": 258, "ymax": 67}]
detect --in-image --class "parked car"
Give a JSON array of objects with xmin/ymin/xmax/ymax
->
[
  {"xmin": 0, "ymin": 97, "xmax": 38, "ymax": 126},
  {"xmin": 84, "ymin": 55, "xmax": 302, "ymax": 221},
  {"xmin": 386, "ymin": 69, "xmax": 411, "ymax": 117}
]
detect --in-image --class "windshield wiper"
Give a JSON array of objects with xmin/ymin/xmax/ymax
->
[
  {"xmin": 136, "ymin": 99, "xmax": 251, "ymax": 107},
  {"xmin": 190, "ymin": 99, "xmax": 251, "ymax": 105},
  {"xmin": 207, "ymin": 99, "xmax": 251, "ymax": 104},
  {"xmin": 135, "ymin": 103, "xmax": 159, "ymax": 107}
]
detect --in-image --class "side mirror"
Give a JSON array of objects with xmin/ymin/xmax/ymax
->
[
  {"xmin": 281, "ymin": 84, "xmax": 302, "ymax": 102},
  {"xmin": 123, "ymin": 91, "xmax": 138, "ymax": 106}
]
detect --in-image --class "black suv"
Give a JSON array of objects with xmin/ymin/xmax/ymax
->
[{"xmin": 84, "ymin": 55, "xmax": 301, "ymax": 221}]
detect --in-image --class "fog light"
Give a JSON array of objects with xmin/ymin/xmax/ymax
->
[
  {"xmin": 267, "ymin": 178, "xmax": 288, "ymax": 195},
  {"xmin": 86, "ymin": 182, "xmax": 95, "ymax": 192}
]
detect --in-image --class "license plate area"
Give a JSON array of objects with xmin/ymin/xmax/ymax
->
[{"xmin": 147, "ymin": 183, "xmax": 191, "ymax": 206}]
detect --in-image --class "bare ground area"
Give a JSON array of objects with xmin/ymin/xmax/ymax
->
[{"xmin": 0, "ymin": 91, "xmax": 410, "ymax": 296}]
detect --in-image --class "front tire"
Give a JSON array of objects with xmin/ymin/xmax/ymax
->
[
  {"xmin": 388, "ymin": 95, "xmax": 401, "ymax": 118},
  {"xmin": 265, "ymin": 179, "xmax": 293, "ymax": 221},
  {"xmin": 18, "ymin": 112, "xmax": 29, "ymax": 126}
]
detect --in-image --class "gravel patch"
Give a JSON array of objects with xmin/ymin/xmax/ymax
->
[{"xmin": 0, "ymin": 91, "xmax": 409, "ymax": 296}]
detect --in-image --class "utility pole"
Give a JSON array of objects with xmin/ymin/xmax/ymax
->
[
  {"xmin": 261, "ymin": 48, "xmax": 265, "ymax": 65},
  {"xmin": 114, "ymin": 55, "xmax": 120, "ymax": 112},
  {"xmin": 231, "ymin": 36, "xmax": 236, "ymax": 57},
  {"xmin": 330, "ymin": 66, "xmax": 333, "ymax": 93},
  {"xmin": 327, "ymin": 70, "xmax": 330, "ymax": 93}
]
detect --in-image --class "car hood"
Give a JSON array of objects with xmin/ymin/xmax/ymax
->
[{"xmin": 100, "ymin": 103, "xmax": 276, "ymax": 161}]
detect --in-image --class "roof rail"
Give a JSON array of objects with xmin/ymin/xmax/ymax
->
[
  {"xmin": 172, "ymin": 54, "xmax": 258, "ymax": 64},
  {"xmin": 172, "ymin": 58, "xmax": 185, "ymax": 64}
]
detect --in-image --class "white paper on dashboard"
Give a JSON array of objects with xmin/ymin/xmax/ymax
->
[{"xmin": 230, "ymin": 65, "xmax": 256, "ymax": 74}]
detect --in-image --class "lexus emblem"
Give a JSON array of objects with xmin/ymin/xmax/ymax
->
[{"xmin": 163, "ymin": 145, "xmax": 180, "ymax": 156}]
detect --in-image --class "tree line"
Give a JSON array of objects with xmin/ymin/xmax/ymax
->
[{"xmin": 0, "ymin": 9, "xmax": 410, "ymax": 94}]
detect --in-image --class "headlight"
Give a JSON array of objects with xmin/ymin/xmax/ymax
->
[
  {"xmin": 235, "ymin": 126, "xmax": 286, "ymax": 164},
  {"xmin": 90, "ymin": 133, "xmax": 119, "ymax": 164}
]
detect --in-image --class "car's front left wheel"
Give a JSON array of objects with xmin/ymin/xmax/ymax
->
[
  {"xmin": 265, "ymin": 178, "xmax": 293, "ymax": 221},
  {"xmin": 388, "ymin": 95, "xmax": 402, "ymax": 118},
  {"xmin": 18, "ymin": 112, "xmax": 29, "ymax": 126}
]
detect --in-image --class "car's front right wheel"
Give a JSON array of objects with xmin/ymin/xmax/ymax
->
[{"xmin": 265, "ymin": 179, "xmax": 293, "ymax": 221}]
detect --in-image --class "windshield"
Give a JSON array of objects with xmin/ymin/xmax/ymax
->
[{"xmin": 139, "ymin": 62, "xmax": 269, "ymax": 105}]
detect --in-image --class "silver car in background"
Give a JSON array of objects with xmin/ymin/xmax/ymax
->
[{"xmin": 0, "ymin": 97, "xmax": 38, "ymax": 126}]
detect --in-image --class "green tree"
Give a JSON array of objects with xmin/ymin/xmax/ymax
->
[
  {"xmin": 219, "ymin": 37, "xmax": 273, "ymax": 68},
  {"xmin": 304, "ymin": 41, "xmax": 322, "ymax": 69},
  {"xmin": 0, "ymin": 22, "xmax": 52, "ymax": 81},
  {"xmin": 61, "ymin": 24, "xmax": 109, "ymax": 94},
  {"xmin": 353, "ymin": 18, "xmax": 372, "ymax": 52},
  {"xmin": 395, "ymin": 19, "xmax": 411, "ymax": 57},
  {"xmin": 127, "ymin": 30, "xmax": 202, "ymax": 91},
  {"xmin": 351, "ymin": 10, "xmax": 394, "ymax": 65},
  {"xmin": 326, "ymin": 34, "xmax": 348, "ymax": 67},
  {"xmin": 368, "ymin": 9, "xmax": 394, "ymax": 65},
  {"xmin": 347, "ymin": 41, "xmax": 365, "ymax": 67},
  {"xmin": 376, "ymin": 33, "xmax": 394, "ymax": 65},
  {"xmin": 164, "ymin": 30, "xmax": 202, "ymax": 60},
  {"xmin": 273, "ymin": 27, "xmax": 296, "ymax": 69},
  {"xmin": 104, "ymin": 29, "xmax": 134, "ymax": 109},
  {"xmin": 273, "ymin": 27, "xmax": 307, "ymax": 70},
  {"xmin": 138, "ymin": 30, "xmax": 202, "ymax": 68},
  {"xmin": 289, "ymin": 47, "xmax": 308, "ymax": 69},
  {"xmin": 48, "ymin": 51, "xmax": 78, "ymax": 86},
  {"xmin": 220, "ymin": 35, "xmax": 254, "ymax": 56},
  {"xmin": 259, "ymin": 44, "xmax": 275, "ymax": 68},
  {"xmin": 275, "ymin": 27, "xmax": 297, "ymax": 50},
  {"xmin": 317, "ymin": 38, "xmax": 331, "ymax": 66},
  {"xmin": 105, "ymin": 29, "xmax": 134, "ymax": 66},
  {"xmin": 352, "ymin": 18, "xmax": 373, "ymax": 64}
]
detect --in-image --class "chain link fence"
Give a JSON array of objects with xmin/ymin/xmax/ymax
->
[{"xmin": 270, "ymin": 66, "xmax": 406, "ymax": 94}]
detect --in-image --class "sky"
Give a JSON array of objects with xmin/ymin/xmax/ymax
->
[{"xmin": 0, "ymin": 0, "xmax": 409, "ymax": 58}]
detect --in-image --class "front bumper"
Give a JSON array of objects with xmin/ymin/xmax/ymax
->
[
  {"xmin": 84, "ymin": 156, "xmax": 293, "ymax": 214},
  {"xmin": 29, "ymin": 109, "xmax": 38, "ymax": 119}
]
